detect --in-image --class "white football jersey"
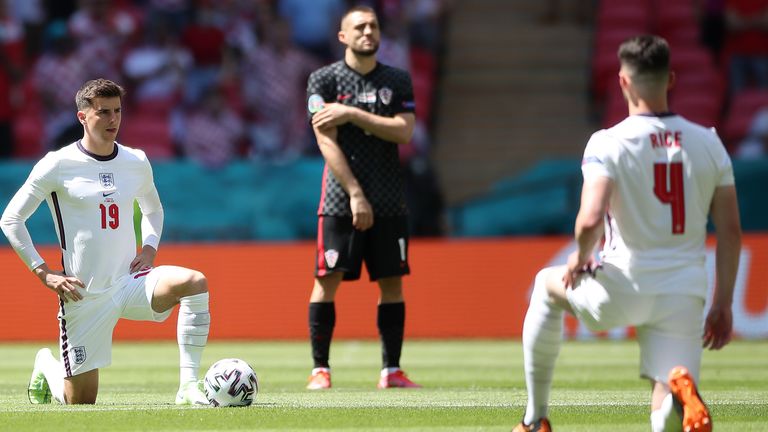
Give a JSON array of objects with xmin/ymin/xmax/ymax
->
[
  {"xmin": 582, "ymin": 114, "xmax": 734, "ymax": 295},
  {"xmin": 1, "ymin": 142, "xmax": 163, "ymax": 293}
]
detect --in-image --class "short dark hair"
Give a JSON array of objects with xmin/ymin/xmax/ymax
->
[
  {"xmin": 75, "ymin": 78, "xmax": 126, "ymax": 110},
  {"xmin": 617, "ymin": 35, "xmax": 670, "ymax": 78},
  {"xmin": 340, "ymin": 5, "xmax": 376, "ymax": 28}
]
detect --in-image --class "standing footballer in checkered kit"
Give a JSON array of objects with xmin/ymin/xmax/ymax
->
[{"xmin": 304, "ymin": 5, "xmax": 421, "ymax": 390}]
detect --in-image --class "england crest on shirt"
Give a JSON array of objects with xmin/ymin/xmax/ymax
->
[
  {"xmin": 378, "ymin": 87, "xmax": 393, "ymax": 105},
  {"xmin": 99, "ymin": 173, "xmax": 114, "ymax": 189},
  {"xmin": 73, "ymin": 346, "xmax": 87, "ymax": 364}
]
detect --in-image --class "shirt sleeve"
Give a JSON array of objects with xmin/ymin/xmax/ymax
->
[
  {"xmin": 581, "ymin": 130, "xmax": 614, "ymax": 180},
  {"xmin": 0, "ymin": 153, "xmax": 59, "ymax": 270},
  {"xmin": 135, "ymin": 156, "xmax": 163, "ymax": 250},
  {"xmin": 306, "ymin": 68, "xmax": 333, "ymax": 120},
  {"xmin": 391, "ymin": 69, "xmax": 415, "ymax": 115}
]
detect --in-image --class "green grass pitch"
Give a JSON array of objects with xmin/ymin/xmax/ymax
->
[{"xmin": 0, "ymin": 340, "xmax": 766, "ymax": 431}]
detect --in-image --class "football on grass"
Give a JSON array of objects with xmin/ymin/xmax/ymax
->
[{"xmin": 203, "ymin": 358, "xmax": 259, "ymax": 407}]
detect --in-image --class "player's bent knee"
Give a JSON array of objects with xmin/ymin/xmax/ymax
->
[
  {"xmin": 187, "ymin": 270, "xmax": 208, "ymax": 293},
  {"xmin": 177, "ymin": 270, "xmax": 207, "ymax": 298}
]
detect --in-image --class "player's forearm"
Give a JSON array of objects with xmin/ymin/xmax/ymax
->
[
  {"xmin": 140, "ymin": 208, "xmax": 164, "ymax": 250},
  {"xmin": 316, "ymin": 131, "xmax": 365, "ymax": 197},
  {"xmin": 347, "ymin": 109, "xmax": 414, "ymax": 144},
  {"xmin": 574, "ymin": 221, "xmax": 603, "ymax": 261},
  {"xmin": 713, "ymin": 229, "xmax": 741, "ymax": 308},
  {"xmin": 709, "ymin": 185, "xmax": 742, "ymax": 308},
  {"xmin": 1, "ymin": 196, "xmax": 46, "ymax": 270}
]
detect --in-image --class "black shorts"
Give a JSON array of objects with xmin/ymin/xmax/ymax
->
[{"xmin": 315, "ymin": 215, "xmax": 410, "ymax": 281}]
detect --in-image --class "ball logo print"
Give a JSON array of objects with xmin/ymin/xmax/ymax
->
[{"xmin": 204, "ymin": 358, "xmax": 259, "ymax": 407}]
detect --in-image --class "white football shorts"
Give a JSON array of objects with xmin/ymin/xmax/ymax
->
[
  {"xmin": 57, "ymin": 266, "xmax": 174, "ymax": 377},
  {"xmin": 566, "ymin": 264, "xmax": 706, "ymax": 383}
]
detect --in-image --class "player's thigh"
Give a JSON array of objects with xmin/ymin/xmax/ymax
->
[
  {"xmin": 315, "ymin": 215, "xmax": 364, "ymax": 280},
  {"xmin": 566, "ymin": 265, "xmax": 654, "ymax": 332},
  {"xmin": 365, "ymin": 216, "xmax": 410, "ymax": 281},
  {"xmin": 58, "ymin": 290, "xmax": 121, "ymax": 377},
  {"xmin": 121, "ymin": 267, "xmax": 174, "ymax": 322},
  {"xmin": 637, "ymin": 295, "xmax": 705, "ymax": 383}
]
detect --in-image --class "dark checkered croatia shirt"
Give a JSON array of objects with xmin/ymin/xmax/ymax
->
[{"xmin": 307, "ymin": 60, "xmax": 415, "ymax": 217}]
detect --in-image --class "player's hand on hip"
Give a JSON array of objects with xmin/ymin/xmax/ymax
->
[
  {"xmin": 703, "ymin": 304, "xmax": 733, "ymax": 350},
  {"xmin": 562, "ymin": 251, "xmax": 594, "ymax": 288},
  {"xmin": 130, "ymin": 245, "xmax": 157, "ymax": 273},
  {"xmin": 45, "ymin": 272, "xmax": 84, "ymax": 303},
  {"xmin": 350, "ymin": 194, "xmax": 374, "ymax": 231},
  {"xmin": 312, "ymin": 103, "xmax": 350, "ymax": 129}
]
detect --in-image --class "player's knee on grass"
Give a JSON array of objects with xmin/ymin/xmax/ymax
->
[{"xmin": 64, "ymin": 370, "xmax": 99, "ymax": 404}]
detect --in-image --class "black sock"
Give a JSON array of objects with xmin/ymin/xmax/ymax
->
[
  {"xmin": 309, "ymin": 302, "xmax": 335, "ymax": 368},
  {"xmin": 377, "ymin": 302, "xmax": 405, "ymax": 369}
]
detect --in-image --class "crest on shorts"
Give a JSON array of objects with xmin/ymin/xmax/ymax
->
[
  {"xmin": 73, "ymin": 346, "xmax": 87, "ymax": 364},
  {"xmin": 378, "ymin": 87, "xmax": 393, "ymax": 105},
  {"xmin": 308, "ymin": 94, "xmax": 325, "ymax": 113},
  {"xmin": 324, "ymin": 249, "xmax": 339, "ymax": 268},
  {"xmin": 99, "ymin": 173, "xmax": 114, "ymax": 189}
]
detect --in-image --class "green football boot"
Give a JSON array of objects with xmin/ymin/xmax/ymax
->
[{"xmin": 28, "ymin": 349, "xmax": 52, "ymax": 404}]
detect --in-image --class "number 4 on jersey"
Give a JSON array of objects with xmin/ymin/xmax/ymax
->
[{"xmin": 653, "ymin": 162, "xmax": 685, "ymax": 234}]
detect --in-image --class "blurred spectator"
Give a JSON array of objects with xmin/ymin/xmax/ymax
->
[
  {"xmin": 178, "ymin": 85, "xmax": 245, "ymax": 168},
  {"xmin": 44, "ymin": 0, "xmax": 77, "ymax": 21},
  {"xmin": 242, "ymin": 17, "xmax": 320, "ymax": 160},
  {"xmin": 33, "ymin": 21, "xmax": 87, "ymax": 150},
  {"xmin": 539, "ymin": 0, "xmax": 591, "ymax": 26},
  {"xmin": 736, "ymin": 107, "xmax": 768, "ymax": 158},
  {"xmin": 724, "ymin": 0, "xmax": 768, "ymax": 94},
  {"xmin": 217, "ymin": 0, "xmax": 262, "ymax": 57},
  {"xmin": 8, "ymin": 0, "xmax": 44, "ymax": 58},
  {"xmin": 697, "ymin": 0, "xmax": 727, "ymax": 60},
  {"xmin": 67, "ymin": 0, "xmax": 140, "ymax": 81},
  {"xmin": 122, "ymin": 19, "xmax": 192, "ymax": 107},
  {"xmin": 377, "ymin": 6, "xmax": 411, "ymax": 71},
  {"xmin": 277, "ymin": 0, "xmax": 345, "ymax": 62},
  {"xmin": 180, "ymin": 0, "xmax": 226, "ymax": 104},
  {"xmin": 404, "ymin": 0, "xmax": 452, "ymax": 53},
  {"xmin": 145, "ymin": 0, "xmax": 191, "ymax": 34},
  {"xmin": 0, "ymin": 0, "xmax": 24, "ymax": 158}
]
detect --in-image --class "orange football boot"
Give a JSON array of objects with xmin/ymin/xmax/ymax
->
[
  {"xmin": 669, "ymin": 366, "xmax": 712, "ymax": 432},
  {"xmin": 512, "ymin": 417, "xmax": 552, "ymax": 432}
]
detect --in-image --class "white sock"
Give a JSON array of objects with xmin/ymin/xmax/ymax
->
[
  {"xmin": 177, "ymin": 292, "xmax": 210, "ymax": 386},
  {"xmin": 522, "ymin": 269, "xmax": 564, "ymax": 425},
  {"xmin": 37, "ymin": 348, "xmax": 65, "ymax": 404},
  {"xmin": 382, "ymin": 367, "xmax": 400, "ymax": 376},
  {"xmin": 651, "ymin": 393, "xmax": 683, "ymax": 432}
]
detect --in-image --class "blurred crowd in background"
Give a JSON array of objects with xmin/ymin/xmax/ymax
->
[
  {"xmin": 0, "ymin": 0, "xmax": 450, "ymax": 166},
  {"xmin": 2, "ymin": 0, "xmax": 768, "ymax": 240},
  {"xmin": 585, "ymin": 0, "xmax": 768, "ymax": 159}
]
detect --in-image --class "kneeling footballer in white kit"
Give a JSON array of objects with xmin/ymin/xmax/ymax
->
[
  {"xmin": 1, "ymin": 79, "xmax": 211, "ymax": 405},
  {"xmin": 513, "ymin": 35, "xmax": 741, "ymax": 432}
]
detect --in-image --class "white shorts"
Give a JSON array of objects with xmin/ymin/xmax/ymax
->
[
  {"xmin": 57, "ymin": 267, "xmax": 174, "ymax": 377},
  {"xmin": 566, "ymin": 264, "xmax": 706, "ymax": 383}
]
